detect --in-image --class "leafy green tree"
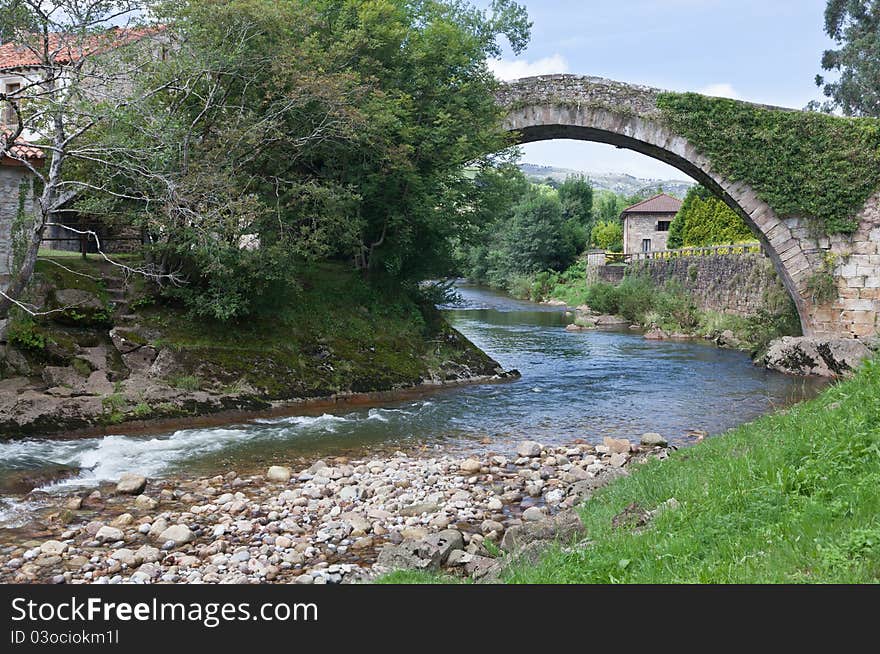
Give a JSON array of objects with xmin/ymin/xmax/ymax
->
[
  {"xmin": 667, "ymin": 185, "xmax": 753, "ymax": 248},
  {"xmin": 557, "ymin": 174, "xmax": 594, "ymax": 252},
  {"xmin": 453, "ymin": 161, "xmax": 530, "ymax": 284},
  {"xmin": 814, "ymin": 1, "xmax": 880, "ymax": 116},
  {"xmin": 503, "ymin": 189, "xmax": 579, "ymax": 275},
  {"xmin": 78, "ymin": 0, "xmax": 532, "ymax": 320},
  {"xmin": 593, "ymin": 191, "xmax": 626, "ymax": 223},
  {"xmin": 668, "ymin": 186, "xmax": 712, "ymax": 248},
  {"xmin": 590, "ymin": 220, "xmax": 623, "ymax": 253}
]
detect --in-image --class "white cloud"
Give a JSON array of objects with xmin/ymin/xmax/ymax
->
[
  {"xmin": 697, "ymin": 83, "xmax": 743, "ymax": 100},
  {"xmin": 488, "ymin": 54, "xmax": 568, "ymax": 81}
]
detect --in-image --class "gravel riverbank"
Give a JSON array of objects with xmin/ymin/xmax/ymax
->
[{"xmin": 0, "ymin": 435, "xmax": 671, "ymax": 584}]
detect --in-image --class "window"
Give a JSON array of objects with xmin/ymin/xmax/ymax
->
[
  {"xmin": 642, "ymin": 239, "xmax": 652, "ymax": 253},
  {"xmin": 657, "ymin": 221, "xmax": 671, "ymax": 232},
  {"xmin": 3, "ymin": 82, "xmax": 20, "ymax": 126}
]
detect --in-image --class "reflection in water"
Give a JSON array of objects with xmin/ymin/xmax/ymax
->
[{"xmin": 0, "ymin": 282, "xmax": 826, "ymax": 525}]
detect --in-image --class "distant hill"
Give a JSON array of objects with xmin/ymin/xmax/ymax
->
[{"xmin": 519, "ymin": 163, "xmax": 695, "ymax": 199}]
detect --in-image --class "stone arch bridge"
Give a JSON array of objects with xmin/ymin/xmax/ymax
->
[{"xmin": 497, "ymin": 75, "xmax": 880, "ymax": 340}]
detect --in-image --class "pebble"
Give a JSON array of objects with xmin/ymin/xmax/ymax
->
[
  {"xmin": 95, "ymin": 526, "xmax": 124, "ymax": 542},
  {"xmin": 266, "ymin": 466, "xmax": 292, "ymax": 483},
  {"xmin": 516, "ymin": 441, "xmax": 543, "ymax": 457}
]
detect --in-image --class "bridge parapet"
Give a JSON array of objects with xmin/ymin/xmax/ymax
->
[{"xmin": 497, "ymin": 75, "xmax": 663, "ymax": 119}]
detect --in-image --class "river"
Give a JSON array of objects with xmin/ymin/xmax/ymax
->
[{"xmin": 0, "ymin": 283, "xmax": 827, "ymax": 528}]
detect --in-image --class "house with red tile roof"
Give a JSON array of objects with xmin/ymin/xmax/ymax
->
[
  {"xmin": 0, "ymin": 27, "xmax": 163, "ymax": 135},
  {"xmin": 0, "ymin": 27, "xmax": 164, "ymax": 268},
  {"xmin": 620, "ymin": 193, "xmax": 683, "ymax": 255}
]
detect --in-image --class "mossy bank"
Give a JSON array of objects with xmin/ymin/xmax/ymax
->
[{"xmin": 0, "ymin": 256, "xmax": 515, "ymax": 439}]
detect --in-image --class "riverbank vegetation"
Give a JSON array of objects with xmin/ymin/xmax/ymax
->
[
  {"xmin": 0, "ymin": 0, "xmax": 531, "ymax": 324},
  {"xmin": 0, "ymin": 254, "xmax": 504, "ymax": 436},
  {"xmin": 504, "ymin": 357, "xmax": 880, "ymax": 583},
  {"xmin": 667, "ymin": 186, "xmax": 754, "ymax": 248}
]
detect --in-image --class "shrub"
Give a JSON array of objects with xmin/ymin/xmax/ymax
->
[
  {"xmin": 591, "ymin": 220, "xmax": 623, "ymax": 253},
  {"xmin": 615, "ymin": 277, "xmax": 656, "ymax": 323},
  {"xmin": 6, "ymin": 318, "xmax": 47, "ymax": 352},
  {"xmin": 585, "ymin": 283, "xmax": 620, "ymax": 315}
]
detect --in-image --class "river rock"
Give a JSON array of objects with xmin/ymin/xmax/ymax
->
[
  {"xmin": 481, "ymin": 520, "xmax": 504, "ymax": 535},
  {"xmin": 341, "ymin": 512, "xmax": 371, "ymax": 533},
  {"xmin": 135, "ymin": 545, "xmax": 161, "ymax": 564},
  {"xmin": 0, "ymin": 464, "xmax": 80, "ymax": 494},
  {"xmin": 641, "ymin": 432, "xmax": 668, "ymax": 447},
  {"xmin": 40, "ymin": 540, "xmax": 68, "ymax": 556},
  {"xmin": 763, "ymin": 337, "xmax": 872, "ymax": 378},
  {"xmin": 157, "ymin": 525, "xmax": 194, "ymax": 546},
  {"xmin": 644, "ymin": 327, "xmax": 669, "ymax": 341},
  {"xmin": 110, "ymin": 548, "xmax": 137, "ymax": 566},
  {"xmin": 95, "ymin": 526, "xmax": 124, "ymax": 542},
  {"xmin": 595, "ymin": 315, "xmax": 630, "ymax": 326},
  {"xmin": 266, "ymin": 466, "xmax": 292, "ymax": 483},
  {"xmin": 516, "ymin": 441, "xmax": 543, "ymax": 457},
  {"xmin": 421, "ymin": 529, "xmax": 465, "ymax": 564},
  {"xmin": 603, "ymin": 437, "xmax": 632, "ymax": 454},
  {"xmin": 522, "ymin": 506, "xmax": 546, "ymax": 522},
  {"xmin": 459, "ymin": 458, "xmax": 482, "ymax": 474},
  {"xmin": 376, "ymin": 541, "xmax": 442, "ymax": 572},
  {"xmin": 501, "ymin": 509, "xmax": 586, "ymax": 553},
  {"xmin": 134, "ymin": 495, "xmax": 158, "ymax": 509},
  {"xmin": 116, "ymin": 474, "xmax": 147, "ymax": 495},
  {"xmin": 41, "ymin": 366, "xmax": 85, "ymax": 389}
]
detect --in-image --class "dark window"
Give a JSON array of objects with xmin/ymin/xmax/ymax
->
[
  {"xmin": 3, "ymin": 82, "xmax": 20, "ymax": 126},
  {"xmin": 642, "ymin": 239, "xmax": 652, "ymax": 253},
  {"xmin": 657, "ymin": 221, "xmax": 671, "ymax": 232}
]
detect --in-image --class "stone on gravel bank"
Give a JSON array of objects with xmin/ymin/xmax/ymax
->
[{"xmin": 116, "ymin": 474, "xmax": 147, "ymax": 495}]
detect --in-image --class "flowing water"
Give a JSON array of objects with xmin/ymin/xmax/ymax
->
[{"xmin": 0, "ymin": 282, "xmax": 827, "ymax": 527}]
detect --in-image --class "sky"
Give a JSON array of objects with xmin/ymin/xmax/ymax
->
[{"xmin": 476, "ymin": 0, "xmax": 836, "ymax": 181}]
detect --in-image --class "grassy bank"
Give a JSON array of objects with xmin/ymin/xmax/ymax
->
[
  {"xmin": 135, "ymin": 263, "xmax": 500, "ymax": 398},
  {"xmin": 502, "ymin": 359, "xmax": 880, "ymax": 583}
]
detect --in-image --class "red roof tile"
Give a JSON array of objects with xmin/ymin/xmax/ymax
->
[
  {"xmin": 621, "ymin": 193, "xmax": 683, "ymax": 215},
  {"xmin": 1, "ymin": 132, "xmax": 45, "ymax": 164},
  {"xmin": 0, "ymin": 27, "xmax": 159, "ymax": 71}
]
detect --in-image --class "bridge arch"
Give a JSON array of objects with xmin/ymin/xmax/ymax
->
[{"xmin": 497, "ymin": 75, "xmax": 880, "ymax": 340}]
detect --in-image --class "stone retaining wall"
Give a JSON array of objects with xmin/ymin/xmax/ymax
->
[{"xmin": 622, "ymin": 252, "xmax": 786, "ymax": 316}]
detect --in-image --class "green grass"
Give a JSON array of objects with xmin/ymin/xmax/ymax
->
[{"xmin": 501, "ymin": 360, "xmax": 880, "ymax": 583}]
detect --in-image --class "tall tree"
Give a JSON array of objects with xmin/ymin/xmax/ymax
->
[{"xmin": 814, "ymin": 0, "xmax": 880, "ymax": 116}]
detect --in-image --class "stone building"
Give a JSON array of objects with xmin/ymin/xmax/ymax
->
[
  {"xmin": 1, "ymin": 28, "xmax": 163, "ymax": 257},
  {"xmin": 620, "ymin": 193, "xmax": 682, "ymax": 255},
  {"xmin": 0, "ymin": 141, "xmax": 43, "ymax": 279}
]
